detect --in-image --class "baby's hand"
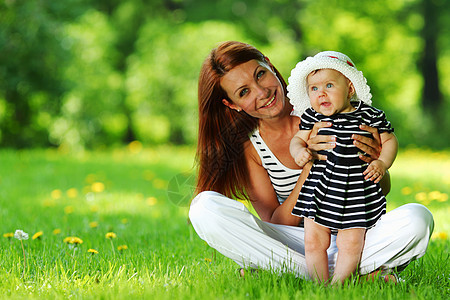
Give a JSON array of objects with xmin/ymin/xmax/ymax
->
[
  {"xmin": 363, "ymin": 160, "xmax": 387, "ymax": 183},
  {"xmin": 293, "ymin": 148, "xmax": 313, "ymax": 167}
]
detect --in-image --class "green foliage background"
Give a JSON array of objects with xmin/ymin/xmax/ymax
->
[{"xmin": 1, "ymin": 0, "xmax": 449, "ymax": 149}]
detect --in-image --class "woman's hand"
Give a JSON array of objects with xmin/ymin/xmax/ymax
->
[
  {"xmin": 352, "ymin": 124, "xmax": 382, "ymax": 163},
  {"xmin": 306, "ymin": 122, "xmax": 335, "ymax": 161}
]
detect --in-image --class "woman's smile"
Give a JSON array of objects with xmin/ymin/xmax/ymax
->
[{"xmin": 260, "ymin": 93, "xmax": 277, "ymax": 109}]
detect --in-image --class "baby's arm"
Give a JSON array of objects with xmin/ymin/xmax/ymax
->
[
  {"xmin": 290, "ymin": 129, "xmax": 313, "ymax": 167},
  {"xmin": 363, "ymin": 132, "xmax": 398, "ymax": 183}
]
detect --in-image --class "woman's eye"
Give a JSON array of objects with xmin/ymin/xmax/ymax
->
[
  {"xmin": 239, "ymin": 88, "xmax": 249, "ymax": 97},
  {"xmin": 256, "ymin": 70, "xmax": 265, "ymax": 79},
  {"xmin": 326, "ymin": 83, "xmax": 333, "ymax": 88}
]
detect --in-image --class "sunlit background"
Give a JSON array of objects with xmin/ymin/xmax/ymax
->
[
  {"xmin": 1, "ymin": 0, "xmax": 449, "ymax": 150},
  {"xmin": 0, "ymin": 2, "xmax": 448, "ymax": 297}
]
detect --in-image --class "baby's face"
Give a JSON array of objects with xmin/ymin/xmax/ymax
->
[{"xmin": 306, "ymin": 69, "xmax": 355, "ymax": 116}]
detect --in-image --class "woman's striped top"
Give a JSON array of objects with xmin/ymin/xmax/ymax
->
[{"xmin": 249, "ymin": 130, "xmax": 302, "ymax": 204}]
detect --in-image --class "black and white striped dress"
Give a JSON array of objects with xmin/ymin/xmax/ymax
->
[
  {"xmin": 291, "ymin": 102, "xmax": 393, "ymax": 230},
  {"xmin": 249, "ymin": 130, "xmax": 302, "ymax": 204}
]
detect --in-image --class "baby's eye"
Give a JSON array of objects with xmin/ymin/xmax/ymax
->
[
  {"xmin": 256, "ymin": 70, "xmax": 265, "ymax": 79},
  {"xmin": 326, "ymin": 83, "xmax": 333, "ymax": 88},
  {"xmin": 239, "ymin": 88, "xmax": 249, "ymax": 97},
  {"xmin": 311, "ymin": 86, "xmax": 318, "ymax": 91}
]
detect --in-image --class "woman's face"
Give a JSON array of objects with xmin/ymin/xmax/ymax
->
[{"xmin": 220, "ymin": 59, "xmax": 286, "ymax": 119}]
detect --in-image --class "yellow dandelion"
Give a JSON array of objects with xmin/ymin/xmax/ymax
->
[
  {"xmin": 117, "ymin": 245, "xmax": 128, "ymax": 251},
  {"xmin": 400, "ymin": 186, "xmax": 412, "ymax": 195},
  {"xmin": 83, "ymin": 186, "xmax": 92, "ymax": 195},
  {"xmin": 431, "ymin": 232, "xmax": 448, "ymax": 240},
  {"xmin": 51, "ymin": 189, "xmax": 62, "ymax": 200},
  {"xmin": 121, "ymin": 218, "xmax": 128, "ymax": 224},
  {"xmin": 428, "ymin": 191, "xmax": 441, "ymax": 201},
  {"xmin": 66, "ymin": 188, "xmax": 78, "ymax": 198},
  {"xmin": 128, "ymin": 140, "xmax": 143, "ymax": 154},
  {"xmin": 63, "ymin": 236, "xmax": 83, "ymax": 244},
  {"xmin": 143, "ymin": 170, "xmax": 155, "ymax": 181},
  {"xmin": 42, "ymin": 199, "xmax": 55, "ymax": 207},
  {"xmin": 146, "ymin": 197, "xmax": 157, "ymax": 206},
  {"xmin": 3, "ymin": 232, "xmax": 14, "ymax": 238},
  {"xmin": 89, "ymin": 221, "xmax": 99, "ymax": 228},
  {"xmin": 64, "ymin": 206, "xmax": 74, "ymax": 214},
  {"xmin": 91, "ymin": 182, "xmax": 105, "ymax": 193},
  {"xmin": 71, "ymin": 237, "xmax": 83, "ymax": 244},
  {"xmin": 105, "ymin": 232, "xmax": 117, "ymax": 239},
  {"xmin": 53, "ymin": 229, "xmax": 61, "ymax": 235},
  {"xmin": 204, "ymin": 258, "xmax": 212, "ymax": 263},
  {"xmin": 85, "ymin": 174, "xmax": 97, "ymax": 184},
  {"xmin": 152, "ymin": 179, "xmax": 167, "ymax": 190},
  {"xmin": 437, "ymin": 193, "xmax": 448, "ymax": 202},
  {"xmin": 32, "ymin": 231, "xmax": 43, "ymax": 240},
  {"xmin": 88, "ymin": 248, "xmax": 99, "ymax": 254},
  {"xmin": 414, "ymin": 192, "xmax": 428, "ymax": 203},
  {"xmin": 90, "ymin": 205, "xmax": 99, "ymax": 213}
]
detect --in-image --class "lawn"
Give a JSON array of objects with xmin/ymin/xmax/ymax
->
[{"xmin": 0, "ymin": 146, "xmax": 448, "ymax": 299}]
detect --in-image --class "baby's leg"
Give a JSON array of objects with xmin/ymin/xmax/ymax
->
[
  {"xmin": 304, "ymin": 218, "xmax": 331, "ymax": 282},
  {"xmin": 332, "ymin": 228, "xmax": 366, "ymax": 284}
]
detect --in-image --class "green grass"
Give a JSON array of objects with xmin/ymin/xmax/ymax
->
[{"xmin": 0, "ymin": 146, "xmax": 448, "ymax": 299}]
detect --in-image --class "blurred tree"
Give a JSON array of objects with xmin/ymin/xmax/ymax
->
[
  {"xmin": 418, "ymin": 0, "xmax": 444, "ymax": 112},
  {"xmin": 0, "ymin": 1, "xmax": 77, "ymax": 147},
  {"xmin": 0, "ymin": 0, "xmax": 448, "ymax": 149}
]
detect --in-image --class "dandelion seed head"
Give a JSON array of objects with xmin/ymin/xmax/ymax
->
[{"xmin": 14, "ymin": 230, "xmax": 29, "ymax": 240}]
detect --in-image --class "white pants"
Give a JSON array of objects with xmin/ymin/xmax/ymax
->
[{"xmin": 189, "ymin": 191, "xmax": 434, "ymax": 278}]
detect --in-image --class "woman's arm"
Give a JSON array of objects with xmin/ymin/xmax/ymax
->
[{"xmin": 244, "ymin": 142, "xmax": 306, "ymax": 226}]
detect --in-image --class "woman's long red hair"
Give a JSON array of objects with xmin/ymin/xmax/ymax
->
[{"xmin": 196, "ymin": 41, "xmax": 287, "ymax": 200}]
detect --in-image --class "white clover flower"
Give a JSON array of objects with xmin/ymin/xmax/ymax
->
[{"xmin": 14, "ymin": 230, "xmax": 29, "ymax": 240}]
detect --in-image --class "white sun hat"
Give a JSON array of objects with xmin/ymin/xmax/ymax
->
[{"xmin": 287, "ymin": 51, "xmax": 372, "ymax": 116}]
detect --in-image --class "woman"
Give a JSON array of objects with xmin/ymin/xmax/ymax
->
[{"xmin": 189, "ymin": 41, "xmax": 434, "ymax": 281}]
